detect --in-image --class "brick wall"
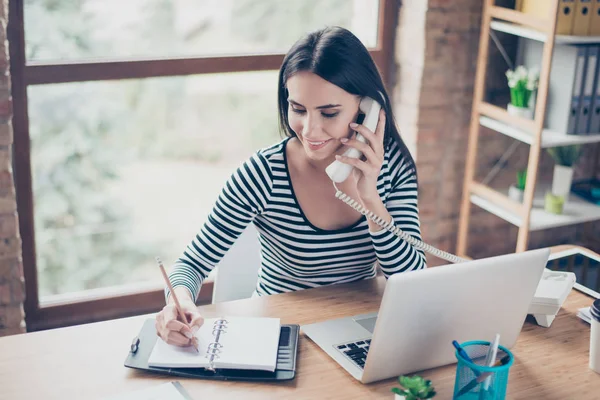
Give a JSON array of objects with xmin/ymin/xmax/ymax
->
[
  {"xmin": 0, "ymin": 0, "xmax": 25, "ymax": 336},
  {"xmin": 392, "ymin": 0, "xmax": 599, "ymax": 266},
  {"xmin": 394, "ymin": 0, "xmax": 483, "ymax": 266}
]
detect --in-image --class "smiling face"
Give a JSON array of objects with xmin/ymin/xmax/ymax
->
[{"xmin": 286, "ymin": 71, "xmax": 361, "ymax": 164}]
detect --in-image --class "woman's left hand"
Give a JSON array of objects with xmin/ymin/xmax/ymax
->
[{"xmin": 335, "ymin": 109, "xmax": 386, "ymax": 206}]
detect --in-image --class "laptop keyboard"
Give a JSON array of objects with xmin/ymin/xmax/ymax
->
[{"xmin": 336, "ymin": 339, "xmax": 371, "ymax": 369}]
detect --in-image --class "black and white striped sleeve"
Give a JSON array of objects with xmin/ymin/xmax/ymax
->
[
  {"xmin": 167, "ymin": 152, "xmax": 273, "ymax": 301},
  {"xmin": 370, "ymin": 145, "xmax": 427, "ymax": 277}
]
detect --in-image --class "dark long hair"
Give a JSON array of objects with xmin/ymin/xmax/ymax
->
[{"xmin": 277, "ymin": 26, "xmax": 417, "ymax": 178}]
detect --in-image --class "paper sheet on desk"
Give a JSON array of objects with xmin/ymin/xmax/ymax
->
[
  {"xmin": 101, "ymin": 381, "xmax": 193, "ymax": 400},
  {"xmin": 578, "ymin": 307, "xmax": 592, "ymax": 324}
]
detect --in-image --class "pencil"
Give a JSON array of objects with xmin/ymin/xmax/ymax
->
[{"xmin": 156, "ymin": 256, "xmax": 199, "ymax": 353}]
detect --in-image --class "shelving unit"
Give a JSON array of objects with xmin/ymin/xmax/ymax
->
[
  {"xmin": 470, "ymin": 184, "xmax": 600, "ymax": 231},
  {"xmin": 479, "ymin": 116, "xmax": 600, "ymax": 148},
  {"xmin": 457, "ymin": 1, "xmax": 600, "ymax": 256},
  {"xmin": 490, "ymin": 20, "xmax": 600, "ymax": 45}
]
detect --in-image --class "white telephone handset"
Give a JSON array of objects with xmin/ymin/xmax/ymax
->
[
  {"xmin": 325, "ymin": 97, "xmax": 381, "ymax": 183},
  {"xmin": 326, "ymin": 96, "xmax": 467, "ymax": 264}
]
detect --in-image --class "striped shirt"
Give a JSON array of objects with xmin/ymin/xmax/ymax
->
[{"xmin": 169, "ymin": 137, "xmax": 426, "ymax": 299}]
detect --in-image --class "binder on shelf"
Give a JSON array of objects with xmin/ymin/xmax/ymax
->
[
  {"xmin": 577, "ymin": 46, "xmax": 599, "ymax": 134},
  {"xmin": 520, "ymin": 41, "xmax": 588, "ymax": 134},
  {"xmin": 573, "ymin": 0, "xmax": 593, "ymax": 35},
  {"xmin": 519, "ymin": 0, "xmax": 575, "ymax": 35},
  {"xmin": 591, "ymin": 0, "xmax": 600, "ymax": 35},
  {"xmin": 516, "ymin": 0, "xmax": 524, "ymax": 12},
  {"xmin": 557, "ymin": 0, "xmax": 577, "ymax": 35},
  {"xmin": 520, "ymin": 0, "xmax": 553, "ymax": 19},
  {"xmin": 569, "ymin": 46, "xmax": 589, "ymax": 134},
  {"xmin": 590, "ymin": 46, "xmax": 600, "ymax": 134}
]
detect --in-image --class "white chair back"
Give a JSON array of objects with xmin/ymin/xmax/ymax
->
[{"xmin": 211, "ymin": 224, "xmax": 261, "ymax": 303}]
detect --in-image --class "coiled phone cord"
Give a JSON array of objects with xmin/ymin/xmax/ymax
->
[{"xmin": 333, "ymin": 183, "xmax": 469, "ymax": 264}]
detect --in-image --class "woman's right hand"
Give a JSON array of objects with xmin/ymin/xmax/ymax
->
[{"xmin": 155, "ymin": 288, "xmax": 204, "ymax": 347}]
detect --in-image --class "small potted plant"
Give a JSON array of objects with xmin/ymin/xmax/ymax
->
[
  {"xmin": 547, "ymin": 145, "xmax": 582, "ymax": 203},
  {"xmin": 391, "ymin": 375, "xmax": 436, "ymax": 400},
  {"xmin": 506, "ymin": 65, "xmax": 539, "ymax": 119},
  {"xmin": 508, "ymin": 169, "xmax": 527, "ymax": 202}
]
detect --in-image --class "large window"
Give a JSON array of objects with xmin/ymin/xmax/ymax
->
[
  {"xmin": 28, "ymin": 72, "xmax": 280, "ymax": 299},
  {"xmin": 10, "ymin": 0, "xmax": 397, "ymax": 331},
  {"xmin": 25, "ymin": 0, "xmax": 380, "ymax": 60}
]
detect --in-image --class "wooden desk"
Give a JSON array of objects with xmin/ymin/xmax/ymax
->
[{"xmin": 1, "ymin": 246, "xmax": 599, "ymax": 399}]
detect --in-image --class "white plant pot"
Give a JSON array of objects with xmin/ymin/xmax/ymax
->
[
  {"xmin": 394, "ymin": 394, "xmax": 406, "ymax": 400},
  {"xmin": 507, "ymin": 103, "xmax": 534, "ymax": 120},
  {"xmin": 552, "ymin": 165, "xmax": 574, "ymax": 203},
  {"xmin": 508, "ymin": 185, "xmax": 525, "ymax": 202}
]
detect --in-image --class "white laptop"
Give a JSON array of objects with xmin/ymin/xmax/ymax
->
[{"xmin": 301, "ymin": 248, "xmax": 550, "ymax": 384}]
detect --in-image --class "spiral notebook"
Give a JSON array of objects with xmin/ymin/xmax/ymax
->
[{"xmin": 148, "ymin": 317, "xmax": 281, "ymax": 372}]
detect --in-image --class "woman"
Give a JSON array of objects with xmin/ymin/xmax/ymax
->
[{"xmin": 155, "ymin": 26, "xmax": 426, "ymax": 347}]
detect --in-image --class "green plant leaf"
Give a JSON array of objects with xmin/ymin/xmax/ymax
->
[
  {"xmin": 395, "ymin": 375, "xmax": 436, "ymax": 399},
  {"xmin": 547, "ymin": 145, "xmax": 582, "ymax": 167},
  {"xmin": 391, "ymin": 388, "xmax": 407, "ymax": 395},
  {"xmin": 516, "ymin": 169, "xmax": 527, "ymax": 190}
]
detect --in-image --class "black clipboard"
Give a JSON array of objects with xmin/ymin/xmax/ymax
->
[{"xmin": 124, "ymin": 319, "xmax": 299, "ymax": 381}]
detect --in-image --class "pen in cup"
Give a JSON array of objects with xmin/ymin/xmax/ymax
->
[
  {"xmin": 156, "ymin": 256, "xmax": 199, "ymax": 352},
  {"xmin": 452, "ymin": 340, "xmax": 481, "ymax": 377},
  {"xmin": 481, "ymin": 333, "xmax": 500, "ymax": 396}
]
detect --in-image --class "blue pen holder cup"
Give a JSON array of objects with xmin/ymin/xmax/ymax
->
[{"xmin": 453, "ymin": 340, "xmax": 514, "ymax": 400}]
